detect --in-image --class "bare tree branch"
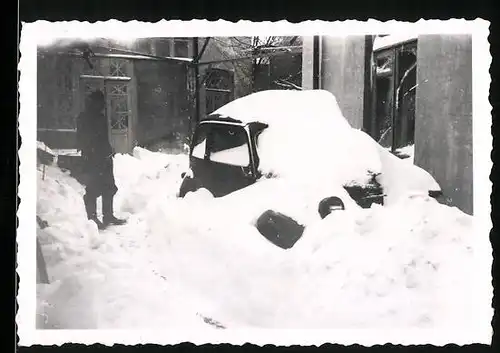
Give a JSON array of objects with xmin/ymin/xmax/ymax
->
[
  {"xmin": 230, "ymin": 37, "xmax": 253, "ymax": 49},
  {"xmin": 395, "ymin": 61, "xmax": 417, "ymax": 111}
]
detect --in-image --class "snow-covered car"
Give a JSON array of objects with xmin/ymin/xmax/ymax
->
[{"xmin": 178, "ymin": 90, "xmax": 442, "ymax": 248}]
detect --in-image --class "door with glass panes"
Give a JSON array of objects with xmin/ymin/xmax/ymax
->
[{"xmin": 79, "ymin": 57, "xmax": 135, "ymax": 154}]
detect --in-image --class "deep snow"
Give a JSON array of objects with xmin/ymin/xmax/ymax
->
[{"xmin": 36, "ymin": 147, "xmax": 491, "ymax": 331}]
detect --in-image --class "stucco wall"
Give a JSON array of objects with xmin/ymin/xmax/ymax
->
[
  {"xmin": 302, "ymin": 36, "xmax": 314, "ymax": 90},
  {"xmin": 414, "ymin": 35, "xmax": 473, "ymax": 215},
  {"xmin": 302, "ymin": 36, "xmax": 366, "ymax": 129}
]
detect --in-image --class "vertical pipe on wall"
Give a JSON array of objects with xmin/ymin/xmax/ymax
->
[
  {"xmin": 363, "ymin": 34, "xmax": 374, "ymax": 136},
  {"xmin": 193, "ymin": 37, "xmax": 200, "ymax": 124},
  {"xmin": 391, "ymin": 47, "xmax": 399, "ymax": 152},
  {"xmin": 313, "ymin": 35, "xmax": 320, "ymax": 89}
]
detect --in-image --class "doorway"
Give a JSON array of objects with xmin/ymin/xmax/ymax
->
[{"xmin": 79, "ymin": 77, "xmax": 134, "ymax": 154}]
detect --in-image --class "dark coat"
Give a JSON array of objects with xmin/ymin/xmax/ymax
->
[{"xmin": 76, "ymin": 109, "xmax": 118, "ymax": 197}]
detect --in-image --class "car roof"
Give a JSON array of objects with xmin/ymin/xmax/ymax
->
[
  {"xmin": 201, "ymin": 114, "xmax": 269, "ymax": 130},
  {"xmin": 201, "ymin": 114, "xmax": 246, "ymax": 124}
]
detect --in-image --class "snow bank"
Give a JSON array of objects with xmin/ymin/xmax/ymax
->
[
  {"xmin": 377, "ymin": 144, "xmax": 440, "ymax": 205},
  {"xmin": 288, "ymin": 197, "xmax": 490, "ymax": 329},
  {"xmin": 36, "ymin": 148, "xmax": 490, "ymax": 332},
  {"xmin": 37, "ymin": 148, "xmax": 206, "ymax": 329},
  {"xmin": 112, "ymin": 148, "xmax": 188, "ymax": 215}
]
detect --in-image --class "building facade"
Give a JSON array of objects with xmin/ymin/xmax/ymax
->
[
  {"xmin": 37, "ymin": 36, "xmax": 303, "ymax": 155},
  {"xmin": 37, "ymin": 38, "xmax": 192, "ymax": 153},
  {"xmin": 302, "ymin": 34, "xmax": 473, "ymax": 215},
  {"xmin": 195, "ymin": 37, "xmax": 253, "ymax": 117}
]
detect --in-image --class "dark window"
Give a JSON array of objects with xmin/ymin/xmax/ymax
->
[
  {"xmin": 155, "ymin": 38, "xmax": 172, "ymax": 57},
  {"xmin": 192, "ymin": 124, "xmax": 250, "ymax": 167},
  {"xmin": 371, "ymin": 40, "xmax": 417, "ymax": 152},
  {"xmin": 204, "ymin": 68, "xmax": 234, "ymax": 114},
  {"xmin": 174, "ymin": 39, "xmax": 189, "ymax": 58}
]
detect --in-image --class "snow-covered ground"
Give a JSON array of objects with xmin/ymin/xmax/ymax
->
[{"xmin": 36, "ymin": 147, "xmax": 492, "ymax": 332}]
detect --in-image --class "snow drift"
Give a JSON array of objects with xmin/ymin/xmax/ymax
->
[{"xmin": 36, "ymin": 147, "xmax": 491, "ymax": 332}]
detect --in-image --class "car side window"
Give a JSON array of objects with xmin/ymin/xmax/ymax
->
[
  {"xmin": 249, "ymin": 122, "xmax": 268, "ymax": 164},
  {"xmin": 207, "ymin": 125, "xmax": 250, "ymax": 167},
  {"xmin": 191, "ymin": 124, "xmax": 209, "ymax": 159}
]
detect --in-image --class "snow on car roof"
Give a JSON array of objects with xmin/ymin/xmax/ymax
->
[
  {"xmin": 212, "ymin": 90, "xmax": 382, "ymax": 186},
  {"xmin": 212, "ymin": 89, "xmax": 349, "ymax": 128}
]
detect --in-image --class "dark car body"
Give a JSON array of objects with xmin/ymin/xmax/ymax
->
[{"xmin": 178, "ymin": 114, "xmax": 385, "ymax": 208}]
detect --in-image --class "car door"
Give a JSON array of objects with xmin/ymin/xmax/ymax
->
[{"xmin": 190, "ymin": 122, "xmax": 256, "ymax": 197}]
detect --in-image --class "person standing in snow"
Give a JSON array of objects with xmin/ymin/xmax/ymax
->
[{"xmin": 76, "ymin": 90, "xmax": 126, "ymax": 230}]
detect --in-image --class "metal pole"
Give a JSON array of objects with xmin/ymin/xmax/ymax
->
[{"xmin": 313, "ymin": 36, "xmax": 320, "ymax": 89}]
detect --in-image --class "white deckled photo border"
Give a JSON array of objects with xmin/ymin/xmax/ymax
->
[{"xmin": 18, "ymin": 19, "xmax": 492, "ymax": 347}]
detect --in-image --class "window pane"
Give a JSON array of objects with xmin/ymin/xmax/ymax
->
[
  {"xmin": 192, "ymin": 124, "xmax": 251, "ymax": 167},
  {"xmin": 155, "ymin": 38, "xmax": 172, "ymax": 57},
  {"xmin": 108, "ymin": 58, "xmax": 128, "ymax": 77},
  {"xmin": 174, "ymin": 40, "xmax": 189, "ymax": 58},
  {"xmin": 394, "ymin": 47, "xmax": 417, "ymax": 149},
  {"xmin": 110, "ymin": 113, "xmax": 129, "ymax": 129},
  {"xmin": 108, "ymin": 82, "xmax": 129, "ymax": 131},
  {"xmin": 207, "ymin": 125, "xmax": 249, "ymax": 167}
]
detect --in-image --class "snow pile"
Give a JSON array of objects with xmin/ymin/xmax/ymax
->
[
  {"xmin": 396, "ymin": 144, "xmax": 415, "ymax": 162},
  {"xmin": 214, "ymin": 90, "xmax": 382, "ymax": 185},
  {"xmin": 113, "ymin": 148, "xmax": 187, "ymax": 215},
  {"xmin": 36, "ymin": 149, "xmax": 205, "ymax": 329},
  {"xmin": 376, "ymin": 144, "xmax": 440, "ymax": 205},
  {"xmin": 214, "ymin": 177, "xmax": 361, "ymax": 227},
  {"xmin": 36, "ymin": 148, "xmax": 491, "ymax": 332},
  {"xmin": 288, "ymin": 198, "xmax": 490, "ymax": 329}
]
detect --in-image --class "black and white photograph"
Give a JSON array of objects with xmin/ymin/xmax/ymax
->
[{"xmin": 17, "ymin": 19, "xmax": 492, "ymax": 346}]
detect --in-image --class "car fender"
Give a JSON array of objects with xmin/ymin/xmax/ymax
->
[{"xmin": 178, "ymin": 171, "xmax": 200, "ymax": 198}]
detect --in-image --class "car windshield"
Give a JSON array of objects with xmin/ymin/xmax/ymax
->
[{"xmin": 192, "ymin": 123, "xmax": 250, "ymax": 167}]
